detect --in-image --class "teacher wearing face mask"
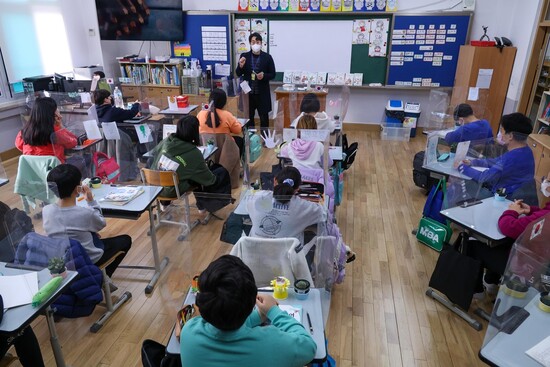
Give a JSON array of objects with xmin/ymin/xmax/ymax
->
[{"xmin": 235, "ymin": 32, "xmax": 276, "ymax": 131}]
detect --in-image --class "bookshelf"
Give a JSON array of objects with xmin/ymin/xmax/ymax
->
[
  {"xmin": 535, "ymin": 90, "xmax": 550, "ymax": 133},
  {"xmin": 118, "ymin": 61, "xmax": 183, "ymax": 109},
  {"xmin": 535, "ymin": 61, "xmax": 550, "ymax": 100}
]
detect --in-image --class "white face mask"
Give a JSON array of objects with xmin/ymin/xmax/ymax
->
[
  {"xmin": 251, "ymin": 44, "xmax": 262, "ymax": 53},
  {"xmin": 496, "ymin": 131, "xmax": 506, "ymax": 145},
  {"xmin": 542, "ymin": 180, "xmax": 550, "ymax": 198}
]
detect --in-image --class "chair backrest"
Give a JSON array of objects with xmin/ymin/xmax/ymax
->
[
  {"xmin": 14, "ymin": 155, "xmax": 60, "ymax": 205},
  {"xmin": 201, "ymin": 133, "xmax": 240, "ymax": 189},
  {"xmin": 229, "ymin": 236, "xmax": 313, "ymax": 287},
  {"xmin": 140, "ymin": 168, "xmax": 180, "ymax": 197}
]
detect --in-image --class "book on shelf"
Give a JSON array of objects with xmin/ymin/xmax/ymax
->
[
  {"xmin": 100, "ymin": 187, "xmax": 145, "ymax": 206},
  {"xmin": 543, "ymin": 100, "xmax": 550, "ymax": 119}
]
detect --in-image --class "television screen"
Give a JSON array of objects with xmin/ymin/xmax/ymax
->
[{"xmin": 96, "ymin": 0, "xmax": 183, "ymax": 41}]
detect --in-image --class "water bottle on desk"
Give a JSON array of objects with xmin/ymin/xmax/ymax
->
[{"xmin": 113, "ymin": 87, "xmax": 124, "ymax": 108}]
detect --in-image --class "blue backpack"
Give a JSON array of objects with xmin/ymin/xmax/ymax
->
[{"xmin": 249, "ymin": 132, "xmax": 262, "ymax": 163}]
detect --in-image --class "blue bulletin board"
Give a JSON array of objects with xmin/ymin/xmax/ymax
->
[
  {"xmin": 387, "ymin": 14, "xmax": 471, "ymax": 87},
  {"xmin": 172, "ymin": 12, "xmax": 232, "ymax": 79}
]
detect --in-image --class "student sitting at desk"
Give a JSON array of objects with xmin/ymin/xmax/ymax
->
[
  {"xmin": 151, "ymin": 115, "xmax": 232, "ymax": 218},
  {"xmin": 180, "ymin": 255, "xmax": 316, "ymax": 367},
  {"xmin": 196, "ymin": 88, "xmax": 244, "ymax": 156},
  {"xmin": 444, "ymin": 103, "xmax": 493, "ymax": 144},
  {"xmin": 94, "ymin": 89, "xmax": 143, "ymax": 180},
  {"xmin": 469, "ymin": 171, "xmax": 550, "ymax": 298},
  {"xmin": 280, "ymin": 115, "xmax": 333, "ymax": 170},
  {"xmin": 15, "ymin": 97, "xmax": 77, "ymax": 163},
  {"xmin": 458, "ymin": 112, "xmax": 534, "ymax": 197},
  {"xmin": 43, "ymin": 164, "xmax": 132, "ymax": 284},
  {"xmin": 290, "ymin": 93, "xmax": 335, "ymax": 133}
]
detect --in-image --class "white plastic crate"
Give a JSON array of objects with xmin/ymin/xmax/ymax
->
[{"xmin": 380, "ymin": 123, "xmax": 411, "ymax": 142}]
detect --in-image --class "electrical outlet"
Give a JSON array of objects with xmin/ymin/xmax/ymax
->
[{"xmin": 88, "ymin": 29, "xmax": 96, "ymax": 37}]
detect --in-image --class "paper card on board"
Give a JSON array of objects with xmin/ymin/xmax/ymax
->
[
  {"xmin": 101, "ymin": 122, "xmax": 120, "ymax": 140},
  {"xmin": 476, "ymin": 69, "xmax": 493, "ymax": 89},
  {"xmin": 215, "ymin": 63, "xmax": 231, "ymax": 77},
  {"xmin": 453, "ymin": 141, "xmax": 470, "ymax": 169},
  {"xmin": 467, "ymin": 87, "xmax": 479, "ymax": 101},
  {"xmin": 135, "ymin": 124, "xmax": 153, "ymax": 144},
  {"xmin": 83, "ymin": 120, "xmax": 102, "ymax": 140},
  {"xmin": 163, "ymin": 124, "xmax": 177, "ymax": 139},
  {"xmin": 79, "ymin": 92, "xmax": 92, "ymax": 104}
]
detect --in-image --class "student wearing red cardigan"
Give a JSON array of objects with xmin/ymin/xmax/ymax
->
[
  {"xmin": 15, "ymin": 97, "xmax": 77, "ymax": 163},
  {"xmin": 470, "ymin": 171, "xmax": 550, "ymax": 296}
]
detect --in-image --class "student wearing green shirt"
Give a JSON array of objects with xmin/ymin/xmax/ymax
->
[{"xmin": 180, "ymin": 255, "xmax": 316, "ymax": 367}]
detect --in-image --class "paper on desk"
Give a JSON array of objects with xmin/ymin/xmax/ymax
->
[
  {"xmin": 215, "ymin": 63, "xmax": 231, "ymax": 77},
  {"xmin": 300, "ymin": 129, "xmax": 329, "ymax": 142},
  {"xmin": 240, "ymin": 80, "xmax": 251, "ymax": 94},
  {"xmin": 101, "ymin": 122, "xmax": 120, "ymax": 140},
  {"xmin": 526, "ymin": 335, "xmax": 550, "ymax": 367},
  {"xmin": 0, "ymin": 272, "xmax": 39, "ymax": 309},
  {"xmin": 426, "ymin": 134, "xmax": 439, "ymax": 165},
  {"xmin": 163, "ymin": 124, "xmax": 177, "ymax": 139},
  {"xmin": 467, "ymin": 87, "xmax": 479, "ymax": 101},
  {"xmin": 283, "ymin": 128, "xmax": 298, "ymax": 142},
  {"xmin": 135, "ymin": 124, "xmax": 153, "ymax": 144},
  {"xmin": 83, "ymin": 120, "xmax": 102, "ymax": 140},
  {"xmin": 453, "ymin": 141, "xmax": 470, "ymax": 168},
  {"xmin": 476, "ymin": 69, "xmax": 493, "ymax": 89}
]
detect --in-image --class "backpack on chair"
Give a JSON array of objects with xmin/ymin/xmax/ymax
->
[{"xmin": 341, "ymin": 134, "xmax": 358, "ymax": 170}]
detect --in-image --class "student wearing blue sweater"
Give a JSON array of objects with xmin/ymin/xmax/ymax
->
[
  {"xmin": 459, "ymin": 112, "xmax": 534, "ymax": 196},
  {"xmin": 444, "ymin": 103, "xmax": 494, "ymax": 144},
  {"xmin": 180, "ymin": 255, "xmax": 316, "ymax": 367}
]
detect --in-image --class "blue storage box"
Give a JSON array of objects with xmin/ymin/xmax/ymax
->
[{"xmin": 385, "ymin": 100, "xmax": 404, "ymax": 124}]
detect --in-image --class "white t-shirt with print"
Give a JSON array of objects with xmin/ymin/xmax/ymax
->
[{"xmin": 246, "ymin": 191, "xmax": 326, "ymax": 244}]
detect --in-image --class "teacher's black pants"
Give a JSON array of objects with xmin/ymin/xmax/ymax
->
[
  {"xmin": 248, "ymin": 93, "xmax": 269, "ymax": 130},
  {"xmin": 0, "ymin": 327, "xmax": 45, "ymax": 367}
]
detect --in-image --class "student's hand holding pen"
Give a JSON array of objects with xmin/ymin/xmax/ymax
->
[{"xmin": 256, "ymin": 294, "xmax": 278, "ymax": 323}]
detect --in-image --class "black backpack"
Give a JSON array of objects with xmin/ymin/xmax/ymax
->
[
  {"xmin": 341, "ymin": 134, "xmax": 358, "ymax": 171},
  {"xmin": 412, "ymin": 151, "xmax": 438, "ymax": 193},
  {"xmin": 0, "ymin": 201, "xmax": 34, "ymax": 262}
]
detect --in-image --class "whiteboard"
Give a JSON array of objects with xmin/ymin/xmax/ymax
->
[{"xmin": 268, "ymin": 20, "xmax": 353, "ymax": 73}]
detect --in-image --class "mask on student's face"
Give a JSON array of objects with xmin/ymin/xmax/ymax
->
[
  {"xmin": 496, "ymin": 131, "xmax": 506, "ymax": 145},
  {"xmin": 542, "ymin": 180, "xmax": 550, "ymax": 198},
  {"xmin": 251, "ymin": 44, "xmax": 262, "ymax": 53}
]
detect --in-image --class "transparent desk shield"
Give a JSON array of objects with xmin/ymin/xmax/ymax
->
[{"xmin": 480, "ymin": 212, "xmax": 550, "ymax": 367}]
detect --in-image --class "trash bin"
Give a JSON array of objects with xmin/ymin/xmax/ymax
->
[
  {"xmin": 404, "ymin": 102, "xmax": 421, "ymax": 138},
  {"xmin": 385, "ymin": 100, "xmax": 404, "ymax": 125}
]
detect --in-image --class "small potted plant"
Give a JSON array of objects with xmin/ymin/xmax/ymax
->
[
  {"xmin": 539, "ymin": 292, "xmax": 550, "ymax": 313},
  {"xmin": 495, "ymin": 188, "xmax": 506, "ymax": 202},
  {"xmin": 48, "ymin": 257, "xmax": 66, "ymax": 278},
  {"xmin": 503, "ymin": 278, "xmax": 528, "ymax": 298},
  {"xmin": 294, "ymin": 279, "xmax": 311, "ymax": 300}
]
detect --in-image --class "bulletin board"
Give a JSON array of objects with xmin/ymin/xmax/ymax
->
[
  {"xmin": 172, "ymin": 12, "xmax": 232, "ymax": 79},
  {"xmin": 387, "ymin": 14, "xmax": 471, "ymax": 87},
  {"xmin": 234, "ymin": 13, "xmax": 391, "ymax": 85}
]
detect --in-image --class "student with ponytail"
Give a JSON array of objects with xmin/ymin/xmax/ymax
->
[
  {"xmin": 197, "ymin": 88, "xmax": 244, "ymax": 156},
  {"xmin": 246, "ymin": 167, "xmax": 326, "ymax": 244}
]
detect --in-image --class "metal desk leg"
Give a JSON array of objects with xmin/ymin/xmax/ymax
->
[
  {"xmin": 426, "ymin": 288, "xmax": 482, "ymax": 331},
  {"xmin": 45, "ymin": 306, "xmax": 66, "ymax": 367},
  {"xmin": 145, "ymin": 206, "xmax": 169, "ymax": 294}
]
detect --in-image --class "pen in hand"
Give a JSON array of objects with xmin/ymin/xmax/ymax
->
[{"xmin": 306, "ymin": 311, "xmax": 313, "ymax": 335}]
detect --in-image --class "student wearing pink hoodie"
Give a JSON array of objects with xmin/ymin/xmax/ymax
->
[{"xmin": 280, "ymin": 115, "xmax": 332, "ymax": 170}]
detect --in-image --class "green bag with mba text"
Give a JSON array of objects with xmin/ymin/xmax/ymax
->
[{"xmin": 416, "ymin": 178, "xmax": 451, "ymax": 251}]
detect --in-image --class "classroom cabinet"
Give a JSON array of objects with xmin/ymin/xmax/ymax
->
[
  {"xmin": 451, "ymin": 45, "xmax": 517, "ymax": 134},
  {"xmin": 527, "ymin": 133, "xmax": 550, "ymax": 206}
]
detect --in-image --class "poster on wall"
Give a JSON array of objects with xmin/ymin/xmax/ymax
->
[
  {"xmin": 369, "ymin": 18, "xmax": 389, "ymax": 57},
  {"xmin": 352, "ymin": 19, "xmax": 370, "ymax": 45},
  {"xmin": 202, "ymin": 26, "xmax": 228, "ymax": 62}
]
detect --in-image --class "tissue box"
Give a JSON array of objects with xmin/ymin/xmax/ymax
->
[{"xmin": 73, "ymin": 66, "xmax": 103, "ymax": 80}]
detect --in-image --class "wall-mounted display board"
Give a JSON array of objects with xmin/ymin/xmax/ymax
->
[{"xmin": 387, "ymin": 14, "xmax": 471, "ymax": 87}]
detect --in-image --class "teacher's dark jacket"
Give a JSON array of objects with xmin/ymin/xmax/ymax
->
[{"xmin": 235, "ymin": 50, "xmax": 276, "ymax": 113}]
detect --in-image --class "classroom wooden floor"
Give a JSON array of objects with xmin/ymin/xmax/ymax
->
[{"xmin": 1, "ymin": 129, "xmax": 492, "ymax": 367}]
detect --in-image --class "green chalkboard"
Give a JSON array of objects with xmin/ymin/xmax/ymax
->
[{"xmin": 234, "ymin": 13, "xmax": 391, "ymax": 85}]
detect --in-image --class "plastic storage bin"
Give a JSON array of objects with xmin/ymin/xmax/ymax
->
[
  {"xmin": 404, "ymin": 102, "xmax": 421, "ymax": 138},
  {"xmin": 381, "ymin": 123, "xmax": 411, "ymax": 141},
  {"xmin": 385, "ymin": 100, "xmax": 404, "ymax": 124}
]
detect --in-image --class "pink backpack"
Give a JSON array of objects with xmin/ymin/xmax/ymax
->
[{"xmin": 93, "ymin": 152, "xmax": 120, "ymax": 183}]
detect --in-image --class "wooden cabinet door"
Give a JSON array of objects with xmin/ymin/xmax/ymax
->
[{"xmin": 528, "ymin": 135, "xmax": 545, "ymax": 174}]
